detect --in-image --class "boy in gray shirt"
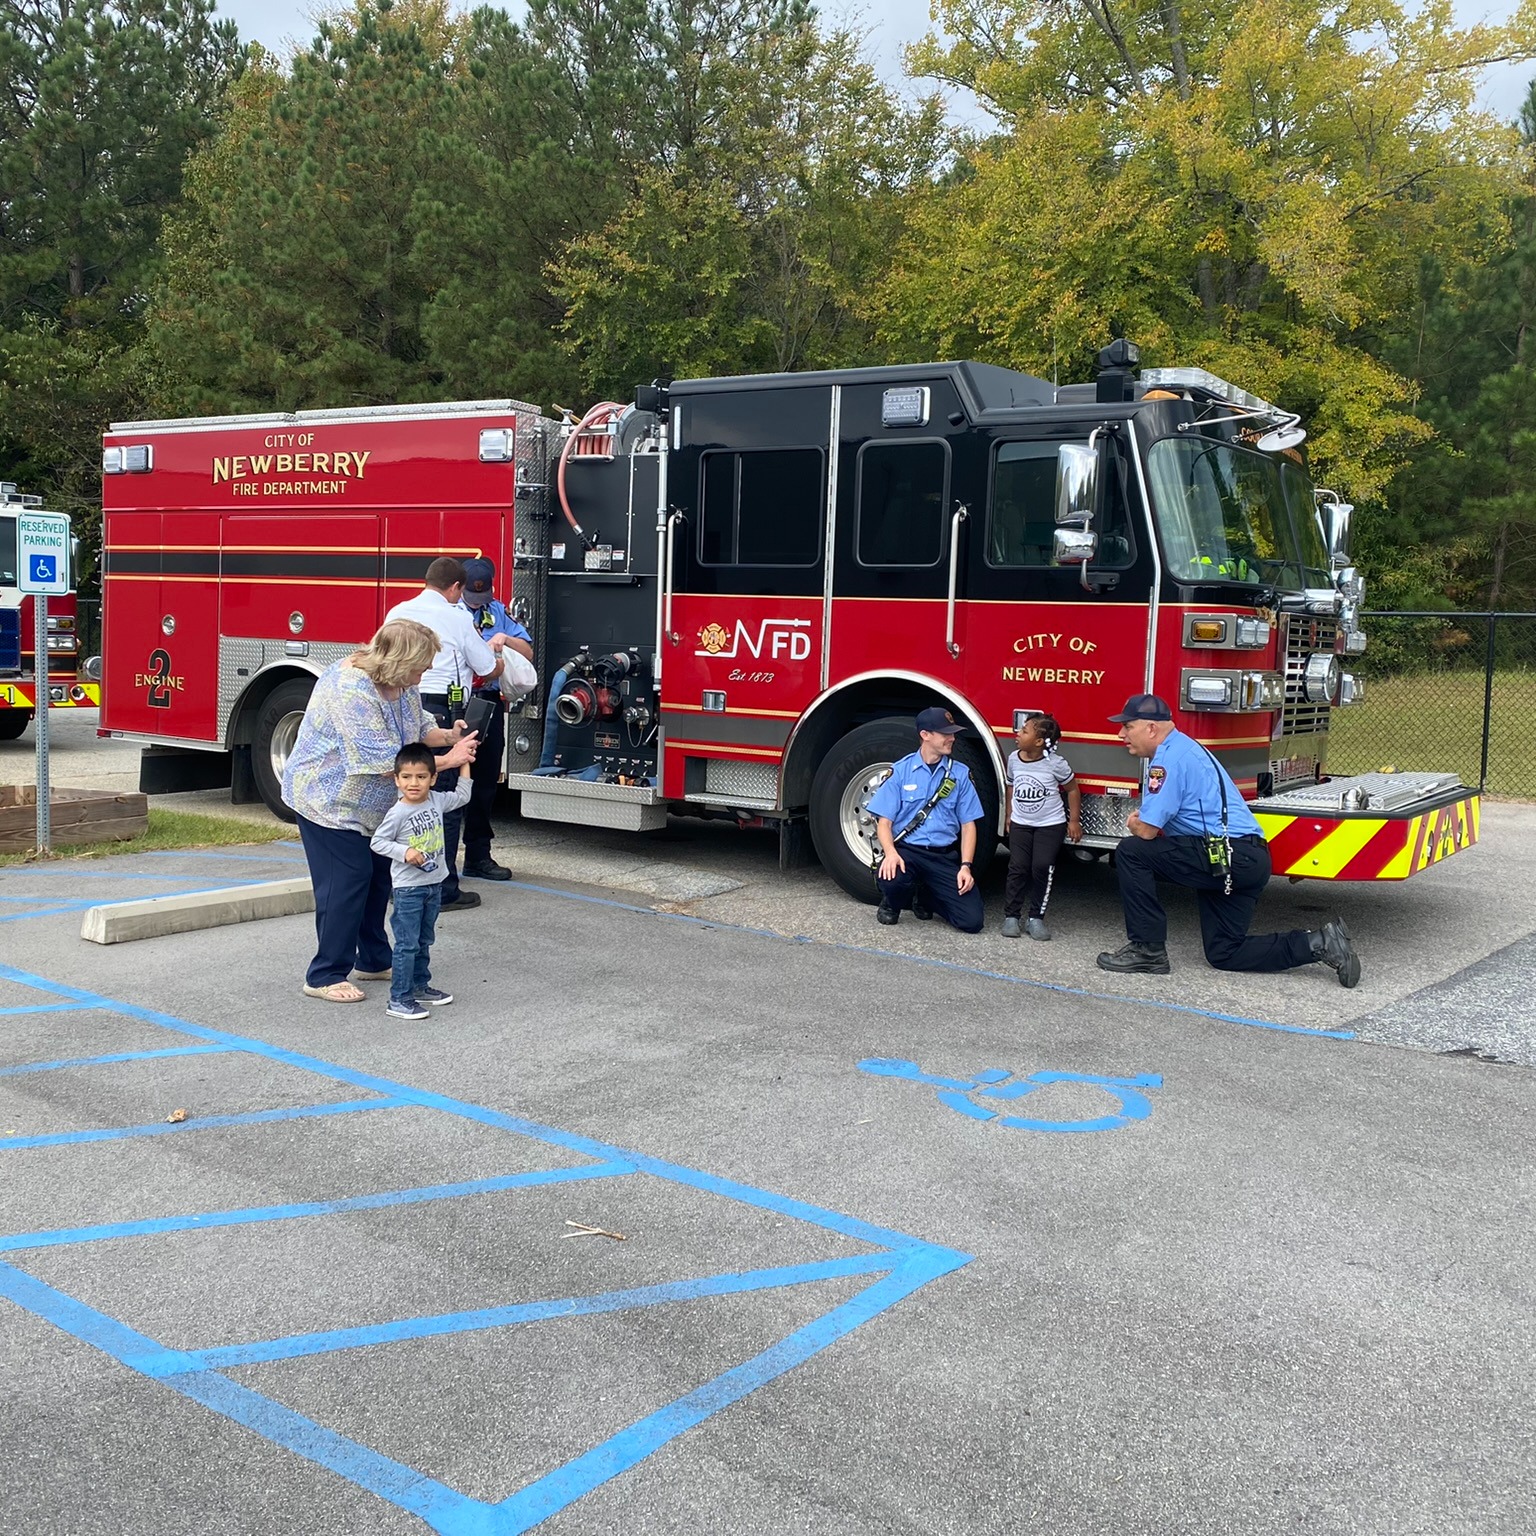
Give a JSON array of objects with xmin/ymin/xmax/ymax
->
[{"xmin": 370, "ymin": 743, "xmax": 473, "ymax": 1019}]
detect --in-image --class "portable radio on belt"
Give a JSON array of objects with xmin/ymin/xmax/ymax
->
[
  {"xmin": 1195, "ymin": 744, "xmax": 1234, "ymax": 896},
  {"xmin": 447, "ymin": 682, "xmax": 466, "ymax": 707}
]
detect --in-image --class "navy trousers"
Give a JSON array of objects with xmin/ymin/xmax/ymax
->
[
  {"xmin": 878, "ymin": 842, "xmax": 985, "ymax": 934},
  {"xmin": 1114, "ymin": 833, "xmax": 1314, "ymax": 972},
  {"xmin": 297, "ymin": 815, "xmax": 393, "ymax": 987},
  {"xmin": 462, "ymin": 695, "xmax": 506, "ymax": 865}
]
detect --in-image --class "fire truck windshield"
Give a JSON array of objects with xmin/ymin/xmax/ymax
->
[
  {"xmin": 0, "ymin": 515, "xmax": 16, "ymax": 588},
  {"xmin": 1146, "ymin": 436, "xmax": 1318, "ymax": 592}
]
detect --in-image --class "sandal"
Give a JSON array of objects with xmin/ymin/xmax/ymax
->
[{"xmin": 303, "ymin": 981, "xmax": 365, "ymax": 1003}]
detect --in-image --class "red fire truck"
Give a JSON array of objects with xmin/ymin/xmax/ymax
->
[
  {"xmin": 99, "ymin": 344, "xmax": 1478, "ymax": 892},
  {"xmin": 1, "ymin": 483, "xmax": 97, "ymax": 740}
]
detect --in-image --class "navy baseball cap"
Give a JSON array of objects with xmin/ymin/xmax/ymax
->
[
  {"xmin": 461, "ymin": 556, "xmax": 496, "ymax": 605},
  {"xmin": 915, "ymin": 706, "xmax": 968, "ymax": 735},
  {"xmin": 1107, "ymin": 693, "xmax": 1173, "ymax": 723}
]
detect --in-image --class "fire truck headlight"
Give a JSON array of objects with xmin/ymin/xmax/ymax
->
[
  {"xmin": 1339, "ymin": 672, "xmax": 1364, "ymax": 706},
  {"xmin": 1185, "ymin": 675, "xmax": 1233, "ymax": 708},
  {"xmin": 1344, "ymin": 629, "xmax": 1368, "ymax": 655},
  {"xmin": 46, "ymin": 634, "xmax": 78, "ymax": 652},
  {"xmin": 1235, "ymin": 617, "xmax": 1270, "ymax": 648},
  {"xmin": 1303, "ymin": 653, "xmax": 1340, "ymax": 704},
  {"xmin": 1240, "ymin": 672, "xmax": 1284, "ymax": 710}
]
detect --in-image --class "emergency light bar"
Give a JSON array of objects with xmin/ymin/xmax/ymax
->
[{"xmin": 1141, "ymin": 367, "xmax": 1279, "ymax": 416}]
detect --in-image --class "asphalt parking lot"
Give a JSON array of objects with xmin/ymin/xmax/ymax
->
[{"xmin": 2, "ymin": 719, "xmax": 1534, "ymax": 1534}]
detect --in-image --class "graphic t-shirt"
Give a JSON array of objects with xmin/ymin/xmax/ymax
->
[
  {"xmin": 369, "ymin": 777, "xmax": 473, "ymax": 886},
  {"xmin": 1006, "ymin": 751, "xmax": 1075, "ymax": 827}
]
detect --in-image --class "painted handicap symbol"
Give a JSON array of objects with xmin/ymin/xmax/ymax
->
[
  {"xmin": 858, "ymin": 1057, "xmax": 1161, "ymax": 1134},
  {"xmin": 30, "ymin": 555, "xmax": 56, "ymax": 583}
]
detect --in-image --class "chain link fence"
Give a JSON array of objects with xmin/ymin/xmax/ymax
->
[{"xmin": 1326, "ymin": 612, "xmax": 1536, "ymax": 799}]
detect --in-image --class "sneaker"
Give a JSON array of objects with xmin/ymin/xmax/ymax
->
[
  {"xmin": 1026, "ymin": 917, "xmax": 1051, "ymax": 941},
  {"xmin": 386, "ymin": 998, "xmax": 430, "ymax": 1021},
  {"xmin": 876, "ymin": 899, "xmax": 899, "ymax": 927},
  {"xmin": 1001, "ymin": 915, "xmax": 1022, "ymax": 938},
  {"xmin": 439, "ymin": 890, "xmax": 481, "ymax": 912},
  {"xmin": 1096, "ymin": 941, "xmax": 1171, "ymax": 975},
  {"xmin": 1314, "ymin": 919, "xmax": 1361, "ymax": 989},
  {"xmin": 415, "ymin": 987, "xmax": 454, "ymax": 1006},
  {"xmin": 462, "ymin": 859, "xmax": 512, "ymax": 882}
]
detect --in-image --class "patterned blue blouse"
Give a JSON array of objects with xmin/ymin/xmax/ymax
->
[{"xmin": 281, "ymin": 662, "xmax": 434, "ymax": 834}]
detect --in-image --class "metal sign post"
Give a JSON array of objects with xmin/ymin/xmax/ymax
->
[
  {"xmin": 34, "ymin": 593, "xmax": 50, "ymax": 852},
  {"xmin": 18, "ymin": 507, "xmax": 71, "ymax": 855}
]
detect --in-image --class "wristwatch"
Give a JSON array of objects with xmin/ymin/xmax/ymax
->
[{"xmin": 960, "ymin": 860, "xmax": 973, "ymax": 869}]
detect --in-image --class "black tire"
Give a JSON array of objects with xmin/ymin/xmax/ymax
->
[
  {"xmin": 252, "ymin": 677, "xmax": 315, "ymax": 822},
  {"xmin": 0, "ymin": 710, "xmax": 32, "ymax": 741},
  {"xmin": 809, "ymin": 716, "xmax": 1000, "ymax": 903}
]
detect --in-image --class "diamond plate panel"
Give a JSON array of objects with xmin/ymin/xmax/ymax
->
[
  {"xmin": 702, "ymin": 758, "xmax": 779, "ymax": 803},
  {"xmin": 216, "ymin": 637, "xmax": 349, "ymax": 743},
  {"xmin": 1080, "ymin": 791, "xmax": 1136, "ymax": 840}
]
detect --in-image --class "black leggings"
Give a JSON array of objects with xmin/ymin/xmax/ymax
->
[{"xmin": 1004, "ymin": 821, "xmax": 1068, "ymax": 918}]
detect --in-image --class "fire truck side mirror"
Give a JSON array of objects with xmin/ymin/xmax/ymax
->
[
  {"xmin": 1053, "ymin": 525, "xmax": 1098, "ymax": 565},
  {"xmin": 1055, "ymin": 442, "xmax": 1097, "ymax": 525}
]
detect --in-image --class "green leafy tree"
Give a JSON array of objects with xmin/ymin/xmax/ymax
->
[
  {"xmin": 551, "ymin": 17, "xmax": 949, "ymax": 394},
  {"xmin": 149, "ymin": 0, "xmax": 466, "ymax": 413},
  {"xmin": 0, "ymin": 0, "xmax": 241, "ymax": 545},
  {"xmin": 1376, "ymin": 79, "xmax": 1536, "ymax": 610},
  {"xmin": 885, "ymin": 0, "xmax": 1536, "ymax": 501}
]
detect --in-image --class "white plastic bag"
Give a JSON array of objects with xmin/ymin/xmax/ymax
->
[{"xmin": 498, "ymin": 647, "xmax": 538, "ymax": 701}]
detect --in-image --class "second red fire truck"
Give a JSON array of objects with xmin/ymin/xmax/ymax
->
[{"xmin": 98, "ymin": 343, "xmax": 1478, "ymax": 893}]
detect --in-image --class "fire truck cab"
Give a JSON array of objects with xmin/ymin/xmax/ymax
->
[
  {"xmin": 0, "ymin": 483, "xmax": 96, "ymax": 739},
  {"xmin": 100, "ymin": 345, "xmax": 1478, "ymax": 891}
]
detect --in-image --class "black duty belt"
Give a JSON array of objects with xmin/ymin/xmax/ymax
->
[{"xmin": 909, "ymin": 842, "xmax": 960, "ymax": 858}]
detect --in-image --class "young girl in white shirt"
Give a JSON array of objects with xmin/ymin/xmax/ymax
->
[{"xmin": 1002, "ymin": 713, "xmax": 1082, "ymax": 940}]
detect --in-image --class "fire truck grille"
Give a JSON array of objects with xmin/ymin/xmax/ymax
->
[{"xmin": 1280, "ymin": 616, "xmax": 1339, "ymax": 740}]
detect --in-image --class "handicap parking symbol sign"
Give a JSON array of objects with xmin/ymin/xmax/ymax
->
[{"xmin": 29, "ymin": 555, "xmax": 55, "ymax": 584}]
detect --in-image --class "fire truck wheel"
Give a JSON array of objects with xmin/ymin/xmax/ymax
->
[
  {"xmin": 252, "ymin": 677, "xmax": 315, "ymax": 821},
  {"xmin": 0, "ymin": 710, "xmax": 32, "ymax": 741},
  {"xmin": 810, "ymin": 717, "xmax": 998, "ymax": 903}
]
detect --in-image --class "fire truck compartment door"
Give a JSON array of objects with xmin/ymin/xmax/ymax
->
[
  {"xmin": 102, "ymin": 510, "xmax": 220, "ymax": 741},
  {"xmin": 222, "ymin": 514, "xmax": 384, "ymax": 645}
]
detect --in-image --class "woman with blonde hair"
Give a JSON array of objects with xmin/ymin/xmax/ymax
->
[{"xmin": 282, "ymin": 619, "xmax": 479, "ymax": 1002}]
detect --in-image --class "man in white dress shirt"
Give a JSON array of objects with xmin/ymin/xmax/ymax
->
[{"xmin": 385, "ymin": 557, "xmax": 506, "ymax": 910}]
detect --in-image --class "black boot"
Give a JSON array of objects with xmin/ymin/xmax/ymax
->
[
  {"xmin": 911, "ymin": 883, "xmax": 933, "ymax": 921},
  {"xmin": 1312, "ymin": 919, "xmax": 1361, "ymax": 988},
  {"xmin": 876, "ymin": 899, "xmax": 899, "ymax": 926},
  {"xmin": 1096, "ymin": 941, "xmax": 1171, "ymax": 975}
]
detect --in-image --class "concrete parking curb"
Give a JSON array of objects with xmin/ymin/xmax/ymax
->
[{"xmin": 79, "ymin": 877, "xmax": 314, "ymax": 945}]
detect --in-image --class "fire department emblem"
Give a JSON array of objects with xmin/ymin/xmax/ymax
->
[{"xmin": 697, "ymin": 622, "xmax": 731, "ymax": 655}]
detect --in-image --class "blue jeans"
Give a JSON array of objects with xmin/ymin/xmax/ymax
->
[{"xmin": 389, "ymin": 884, "xmax": 442, "ymax": 1005}]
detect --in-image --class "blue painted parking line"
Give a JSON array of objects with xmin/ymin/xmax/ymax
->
[
  {"xmin": 0, "ymin": 956, "xmax": 969, "ymax": 1534},
  {"xmin": 192, "ymin": 1253, "xmax": 896, "ymax": 1370},
  {"xmin": 0, "ymin": 1097, "xmax": 403, "ymax": 1151},
  {"xmin": 0, "ymin": 1162, "xmax": 634, "ymax": 1255},
  {"xmin": 0, "ymin": 901, "xmax": 102, "ymax": 923},
  {"xmin": 0, "ymin": 1044, "xmax": 234, "ymax": 1079}
]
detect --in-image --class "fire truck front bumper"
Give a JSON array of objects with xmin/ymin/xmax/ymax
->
[
  {"xmin": 0, "ymin": 679, "xmax": 101, "ymax": 710},
  {"xmin": 1252, "ymin": 773, "xmax": 1479, "ymax": 881}
]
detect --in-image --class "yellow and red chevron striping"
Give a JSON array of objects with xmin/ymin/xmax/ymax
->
[{"xmin": 1255, "ymin": 795, "xmax": 1479, "ymax": 881}]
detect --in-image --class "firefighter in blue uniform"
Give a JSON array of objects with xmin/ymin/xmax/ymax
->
[
  {"xmin": 868, "ymin": 707, "xmax": 986, "ymax": 933},
  {"xmin": 455, "ymin": 557, "xmax": 533, "ymax": 881},
  {"xmin": 1095, "ymin": 694, "xmax": 1361, "ymax": 984}
]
